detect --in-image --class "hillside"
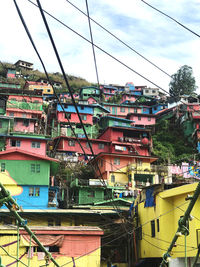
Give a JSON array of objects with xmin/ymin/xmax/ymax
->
[{"xmin": 0, "ymin": 61, "xmax": 93, "ymax": 93}]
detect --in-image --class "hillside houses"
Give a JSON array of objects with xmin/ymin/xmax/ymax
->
[{"xmin": 1, "ymin": 74, "xmax": 200, "ymax": 267}]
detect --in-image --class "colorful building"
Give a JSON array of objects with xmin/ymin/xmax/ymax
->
[
  {"xmin": 79, "ymin": 86, "xmax": 101, "ymax": 101},
  {"xmin": 126, "ymin": 113, "xmax": 156, "ymax": 127},
  {"xmin": 24, "ymin": 81, "xmax": 54, "ymax": 96},
  {"xmin": 134, "ymin": 183, "xmax": 200, "ymax": 266},
  {"xmin": 0, "ymin": 225, "xmax": 103, "ymax": 267},
  {"xmin": 0, "ymin": 149, "xmax": 59, "ymax": 209}
]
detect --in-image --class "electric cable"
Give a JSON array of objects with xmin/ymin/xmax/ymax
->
[
  {"xmin": 64, "ymin": 0, "xmax": 171, "ymax": 78},
  {"xmin": 84, "ymin": 0, "xmax": 100, "ymax": 88},
  {"xmin": 142, "ymin": 237, "xmax": 196, "ymax": 253},
  {"xmin": 0, "ymin": 246, "xmax": 28, "ymax": 267},
  {"xmin": 143, "ymin": 232, "xmax": 196, "ymax": 250},
  {"xmin": 26, "ymin": 0, "xmax": 170, "ymax": 95},
  {"xmin": 140, "ymin": 0, "xmax": 200, "ymax": 39},
  {"xmin": 34, "ymin": 0, "xmax": 132, "ymax": 230}
]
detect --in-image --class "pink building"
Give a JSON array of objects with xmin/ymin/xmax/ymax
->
[
  {"xmin": 57, "ymin": 112, "xmax": 93, "ymax": 125},
  {"xmin": 121, "ymin": 93, "xmax": 137, "ymax": 103},
  {"xmin": 87, "ymin": 96, "xmax": 98, "ymax": 104},
  {"xmin": 6, "ymin": 135, "xmax": 48, "ymax": 156},
  {"xmin": 126, "ymin": 113, "xmax": 156, "ymax": 127},
  {"xmin": 6, "ymin": 94, "xmax": 43, "ymax": 134}
]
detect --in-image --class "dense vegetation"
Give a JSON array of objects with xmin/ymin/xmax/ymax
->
[
  {"xmin": 169, "ymin": 65, "xmax": 197, "ymax": 99},
  {"xmin": 0, "ymin": 61, "xmax": 93, "ymax": 93},
  {"xmin": 152, "ymin": 119, "xmax": 195, "ymax": 164}
]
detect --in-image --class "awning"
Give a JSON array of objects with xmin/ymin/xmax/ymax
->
[{"xmin": 20, "ymin": 235, "xmax": 64, "ymax": 247}]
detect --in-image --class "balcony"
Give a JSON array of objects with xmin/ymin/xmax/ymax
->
[{"xmin": 7, "ymin": 101, "xmax": 43, "ymax": 111}]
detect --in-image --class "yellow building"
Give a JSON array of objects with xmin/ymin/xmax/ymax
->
[
  {"xmin": 0, "ymin": 225, "xmax": 103, "ymax": 267},
  {"xmin": 135, "ymin": 183, "xmax": 200, "ymax": 266},
  {"xmin": 25, "ymin": 81, "xmax": 54, "ymax": 95}
]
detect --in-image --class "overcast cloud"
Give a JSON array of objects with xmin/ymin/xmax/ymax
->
[{"xmin": 1, "ymin": 0, "xmax": 200, "ymax": 94}]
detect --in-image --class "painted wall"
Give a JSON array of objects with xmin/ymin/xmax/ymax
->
[
  {"xmin": 25, "ymin": 82, "xmax": 54, "ymax": 95},
  {"xmin": 6, "ymin": 138, "xmax": 47, "ymax": 156},
  {"xmin": 57, "ymin": 112, "xmax": 93, "ymax": 125},
  {"xmin": 94, "ymin": 154, "xmax": 155, "ymax": 189},
  {"xmin": 14, "ymin": 185, "xmax": 50, "ymax": 209},
  {"xmin": 0, "ymin": 159, "xmax": 50, "ymax": 185},
  {"xmin": 137, "ymin": 183, "xmax": 200, "ymax": 259},
  {"xmin": 13, "ymin": 120, "xmax": 35, "ymax": 133},
  {"xmin": 128, "ymin": 114, "xmax": 156, "ymax": 126},
  {"xmin": 57, "ymin": 104, "xmax": 94, "ymax": 115},
  {"xmin": 0, "ymin": 230, "xmax": 102, "ymax": 267},
  {"xmin": 57, "ymin": 137, "xmax": 110, "ymax": 155}
]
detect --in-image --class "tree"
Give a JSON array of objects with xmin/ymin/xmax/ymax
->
[{"xmin": 169, "ymin": 65, "xmax": 197, "ymax": 98}]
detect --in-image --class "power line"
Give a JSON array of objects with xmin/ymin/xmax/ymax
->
[
  {"xmin": 12, "ymin": 0, "xmax": 131, "ymax": 239},
  {"xmin": 84, "ymin": 0, "xmax": 100, "ymax": 88},
  {"xmin": 26, "ymin": 0, "xmax": 170, "ymax": 95},
  {"xmin": 140, "ymin": 0, "xmax": 200, "ymax": 39},
  {"xmin": 35, "ymin": 0, "xmax": 131, "ymax": 230},
  {"xmin": 65, "ymin": 0, "xmax": 171, "ymax": 78}
]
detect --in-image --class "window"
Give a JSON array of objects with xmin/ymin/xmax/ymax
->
[
  {"xmin": 22, "ymin": 113, "xmax": 27, "ymax": 118},
  {"xmin": 134, "ymin": 108, "xmax": 137, "ymax": 113},
  {"xmin": 145, "ymin": 89, "xmax": 149, "ymax": 93},
  {"xmin": 9, "ymin": 112, "xmax": 14, "ymax": 117},
  {"xmin": 114, "ymin": 158, "xmax": 120, "ymax": 165},
  {"xmin": 68, "ymin": 140, "xmax": 75, "ymax": 146},
  {"xmin": 0, "ymin": 122, "xmax": 2, "ymax": 129},
  {"xmin": 120, "ymin": 107, "xmax": 125, "ymax": 112},
  {"xmin": 157, "ymin": 219, "xmax": 160, "ymax": 232},
  {"xmin": 98, "ymin": 159, "xmax": 103, "ymax": 167},
  {"xmin": 1, "ymin": 163, "xmax": 5, "ymax": 172},
  {"xmin": 152, "ymin": 90, "xmax": 156, "ymax": 93},
  {"xmin": 29, "ymin": 187, "xmax": 34, "ymax": 196},
  {"xmin": 151, "ymin": 220, "xmax": 155, "ymax": 237},
  {"xmin": 23, "ymin": 119, "xmax": 29, "ymax": 127},
  {"xmin": 138, "ymin": 116, "xmax": 141, "ymax": 121},
  {"xmin": 31, "ymin": 164, "xmax": 40, "ymax": 173},
  {"xmin": 35, "ymin": 187, "xmax": 40, "ymax": 196},
  {"xmin": 47, "ymin": 89, "xmax": 51, "ymax": 93},
  {"xmin": 31, "ymin": 142, "xmax": 40, "ymax": 148},
  {"xmin": 111, "ymin": 175, "xmax": 115, "ymax": 183},
  {"xmin": 98, "ymin": 143, "xmax": 104, "ymax": 149},
  {"xmin": 55, "ymin": 219, "xmax": 61, "ymax": 226},
  {"xmin": 36, "ymin": 164, "xmax": 40, "ymax": 173},
  {"xmin": 10, "ymin": 140, "xmax": 21, "ymax": 147},
  {"xmin": 148, "ymin": 117, "xmax": 151, "ymax": 121},
  {"xmin": 10, "ymin": 98, "xmax": 17, "ymax": 101},
  {"xmin": 48, "ymin": 219, "xmax": 54, "ymax": 226},
  {"xmin": 137, "ymin": 159, "xmax": 142, "ymax": 166},
  {"xmin": 80, "ymin": 114, "xmax": 87, "ymax": 121}
]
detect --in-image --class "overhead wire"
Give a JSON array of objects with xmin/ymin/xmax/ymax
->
[
  {"xmin": 140, "ymin": 0, "xmax": 200, "ymax": 39},
  {"xmin": 64, "ymin": 0, "xmax": 171, "ymax": 78},
  {"xmin": 26, "ymin": 0, "xmax": 171, "ymax": 95},
  {"xmin": 34, "ymin": 0, "xmax": 132, "ymax": 230},
  {"xmin": 84, "ymin": 0, "xmax": 100, "ymax": 88}
]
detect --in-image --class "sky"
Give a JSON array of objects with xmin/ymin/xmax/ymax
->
[{"xmin": 1, "ymin": 0, "xmax": 200, "ymax": 95}]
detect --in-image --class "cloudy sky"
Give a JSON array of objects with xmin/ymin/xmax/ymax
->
[{"xmin": 1, "ymin": 0, "xmax": 200, "ymax": 94}]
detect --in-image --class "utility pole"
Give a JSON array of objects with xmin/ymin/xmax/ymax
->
[
  {"xmin": 160, "ymin": 181, "xmax": 200, "ymax": 266},
  {"xmin": 0, "ymin": 182, "xmax": 60, "ymax": 267}
]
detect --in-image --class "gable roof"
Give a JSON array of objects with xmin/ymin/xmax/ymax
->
[{"xmin": 0, "ymin": 148, "xmax": 59, "ymax": 162}]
